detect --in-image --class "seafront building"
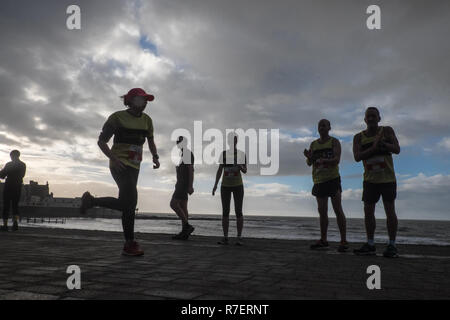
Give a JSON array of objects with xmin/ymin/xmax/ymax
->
[{"xmin": 0, "ymin": 181, "xmax": 119, "ymax": 217}]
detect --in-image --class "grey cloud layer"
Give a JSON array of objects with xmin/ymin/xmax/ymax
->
[
  {"xmin": 2, "ymin": 0, "xmax": 449, "ymax": 153},
  {"xmin": 0, "ymin": 0, "xmax": 450, "ymax": 217}
]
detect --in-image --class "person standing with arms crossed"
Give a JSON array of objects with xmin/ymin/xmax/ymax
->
[
  {"xmin": 304, "ymin": 119, "xmax": 348, "ymax": 252},
  {"xmin": 0, "ymin": 150, "xmax": 26, "ymax": 231},
  {"xmin": 80, "ymin": 88, "xmax": 160, "ymax": 256},
  {"xmin": 353, "ymin": 107, "xmax": 400, "ymax": 258}
]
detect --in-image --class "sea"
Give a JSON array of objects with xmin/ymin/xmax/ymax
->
[{"xmin": 22, "ymin": 213, "xmax": 450, "ymax": 246}]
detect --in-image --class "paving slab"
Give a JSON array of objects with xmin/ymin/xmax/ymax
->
[{"xmin": 0, "ymin": 227, "xmax": 449, "ymax": 300}]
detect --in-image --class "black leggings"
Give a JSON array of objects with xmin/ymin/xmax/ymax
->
[
  {"xmin": 3, "ymin": 185, "xmax": 21, "ymax": 220},
  {"xmin": 220, "ymin": 185, "xmax": 244, "ymax": 218},
  {"xmin": 93, "ymin": 166, "xmax": 139, "ymax": 241}
]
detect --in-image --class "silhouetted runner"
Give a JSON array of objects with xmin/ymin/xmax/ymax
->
[
  {"xmin": 212, "ymin": 134, "xmax": 247, "ymax": 246},
  {"xmin": 353, "ymin": 107, "xmax": 400, "ymax": 258},
  {"xmin": 0, "ymin": 150, "xmax": 26, "ymax": 232},
  {"xmin": 304, "ymin": 119, "xmax": 348, "ymax": 252},
  {"xmin": 80, "ymin": 88, "xmax": 160, "ymax": 256},
  {"xmin": 170, "ymin": 136, "xmax": 195, "ymax": 240}
]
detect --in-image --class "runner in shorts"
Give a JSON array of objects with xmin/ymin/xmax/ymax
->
[
  {"xmin": 352, "ymin": 107, "xmax": 401, "ymax": 258},
  {"xmin": 304, "ymin": 119, "xmax": 348, "ymax": 252},
  {"xmin": 170, "ymin": 136, "xmax": 195, "ymax": 240}
]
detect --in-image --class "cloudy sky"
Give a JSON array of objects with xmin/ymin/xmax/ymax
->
[{"xmin": 1, "ymin": 0, "xmax": 449, "ymax": 220}]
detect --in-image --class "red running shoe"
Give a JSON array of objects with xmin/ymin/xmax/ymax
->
[{"xmin": 122, "ymin": 241, "xmax": 144, "ymax": 256}]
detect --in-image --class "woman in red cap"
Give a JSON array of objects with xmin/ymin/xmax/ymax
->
[{"xmin": 80, "ymin": 88, "xmax": 160, "ymax": 256}]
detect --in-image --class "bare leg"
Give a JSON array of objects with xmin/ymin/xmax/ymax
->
[
  {"xmin": 316, "ymin": 197, "xmax": 329, "ymax": 241},
  {"xmin": 180, "ymin": 200, "xmax": 189, "ymax": 225},
  {"xmin": 236, "ymin": 216, "xmax": 244, "ymax": 237},
  {"xmin": 364, "ymin": 202, "xmax": 376, "ymax": 241},
  {"xmin": 170, "ymin": 198, "xmax": 188, "ymax": 226},
  {"xmin": 222, "ymin": 216, "xmax": 229, "ymax": 238},
  {"xmin": 383, "ymin": 200, "xmax": 398, "ymax": 241},
  {"xmin": 234, "ymin": 186, "xmax": 244, "ymax": 238},
  {"xmin": 331, "ymin": 191, "xmax": 347, "ymax": 243},
  {"xmin": 221, "ymin": 187, "xmax": 231, "ymax": 238}
]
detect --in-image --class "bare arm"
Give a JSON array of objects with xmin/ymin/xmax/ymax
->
[
  {"xmin": 320, "ymin": 138, "xmax": 341, "ymax": 166},
  {"xmin": 98, "ymin": 140, "xmax": 126, "ymax": 172},
  {"xmin": 212, "ymin": 164, "xmax": 223, "ymax": 195},
  {"xmin": 380, "ymin": 126, "xmax": 401, "ymax": 154},
  {"xmin": 0, "ymin": 165, "xmax": 7, "ymax": 179},
  {"xmin": 188, "ymin": 165, "xmax": 194, "ymax": 192},
  {"xmin": 147, "ymin": 136, "xmax": 158, "ymax": 157},
  {"xmin": 98, "ymin": 140, "xmax": 116, "ymax": 160},
  {"xmin": 147, "ymin": 136, "xmax": 160, "ymax": 169},
  {"xmin": 353, "ymin": 133, "xmax": 380, "ymax": 162},
  {"xmin": 304, "ymin": 142, "xmax": 313, "ymax": 166},
  {"xmin": 239, "ymin": 155, "xmax": 247, "ymax": 173}
]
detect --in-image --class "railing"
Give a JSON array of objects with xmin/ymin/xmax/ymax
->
[{"xmin": 24, "ymin": 217, "xmax": 67, "ymax": 224}]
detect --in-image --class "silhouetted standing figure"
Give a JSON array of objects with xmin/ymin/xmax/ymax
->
[
  {"xmin": 304, "ymin": 119, "xmax": 348, "ymax": 252},
  {"xmin": 213, "ymin": 134, "xmax": 247, "ymax": 246},
  {"xmin": 0, "ymin": 150, "xmax": 26, "ymax": 231},
  {"xmin": 170, "ymin": 136, "xmax": 195, "ymax": 240},
  {"xmin": 79, "ymin": 88, "xmax": 160, "ymax": 256},
  {"xmin": 353, "ymin": 107, "xmax": 401, "ymax": 258}
]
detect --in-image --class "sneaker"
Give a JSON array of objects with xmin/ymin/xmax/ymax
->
[
  {"xmin": 310, "ymin": 239, "xmax": 329, "ymax": 250},
  {"xmin": 235, "ymin": 238, "xmax": 244, "ymax": 246},
  {"xmin": 172, "ymin": 231, "xmax": 188, "ymax": 240},
  {"xmin": 0, "ymin": 226, "xmax": 8, "ymax": 232},
  {"xmin": 12, "ymin": 221, "xmax": 18, "ymax": 231},
  {"xmin": 122, "ymin": 241, "xmax": 144, "ymax": 256},
  {"xmin": 337, "ymin": 241, "xmax": 349, "ymax": 252},
  {"xmin": 353, "ymin": 243, "xmax": 376, "ymax": 256},
  {"xmin": 217, "ymin": 237, "xmax": 229, "ymax": 245},
  {"xmin": 172, "ymin": 224, "xmax": 195, "ymax": 240},
  {"xmin": 80, "ymin": 191, "xmax": 94, "ymax": 215},
  {"xmin": 184, "ymin": 224, "xmax": 195, "ymax": 237},
  {"xmin": 383, "ymin": 244, "xmax": 399, "ymax": 258}
]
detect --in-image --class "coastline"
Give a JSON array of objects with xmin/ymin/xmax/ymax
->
[{"xmin": 20, "ymin": 216, "xmax": 450, "ymax": 247}]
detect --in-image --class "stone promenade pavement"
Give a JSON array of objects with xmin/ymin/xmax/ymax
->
[{"xmin": 0, "ymin": 227, "xmax": 448, "ymax": 300}]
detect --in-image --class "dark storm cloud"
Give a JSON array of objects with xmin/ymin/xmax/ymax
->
[
  {"xmin": 2, "ymin": 0, "xmax": 449, "ymax": 154},
  {"xmin": 0, "ymin": 0, "xmax": 131, "ymax": 144},
  {"xmin": 138, "ymin": 0, "xmax": 450, "ymax": 146}
]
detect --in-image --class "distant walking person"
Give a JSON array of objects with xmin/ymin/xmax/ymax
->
[
  {"xmin": 80, "ymin": 88, "xmax": 160, "ymax": 256},
  {"xmin": 170, "ymin": 136, "xmax": 195, "ymax": 240},
  {"xmin": 0, "ymin": 150, "xmax": 26, "ymax": 231},
  {"xmin": 304, "ymin": 120, "xmax": 348, "ymax": 252},
  {"xmin": 212, "ymin": 134, "xmax": 247, "ymax": 246},
  {"xmin": 353, "ymin": 107, "xmax": 400, "ymax": 258}
]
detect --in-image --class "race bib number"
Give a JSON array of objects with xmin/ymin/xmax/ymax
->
[
  {"xmin": 315, "ymin": 149, "xmax": 333, "ymax": 172},
  {"xmin": 224, "ymin": 166, "xmax": 239, "ymax": 177},
  {"xmin": 315, "ymin": 162, "xmax": 329, "ymax": 172},
  {"xmin": 366, "ymin": 155, "xmax": 386, "ymax": 172},
  {"xmin": 127, "ymin": 145, "xmax": 143, "ymax": 165}
]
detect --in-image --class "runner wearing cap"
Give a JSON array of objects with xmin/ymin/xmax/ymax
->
[
  {"xmin": 80, "ymin": 88, "xmax": 160, "ymax": 256},
  {"xmin": 170, "ymin": 136, "xmax": 195, "ymax": 240}
]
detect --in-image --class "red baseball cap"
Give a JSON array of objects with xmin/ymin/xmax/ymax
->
[{"xmin": 123, "ymin": 88, "xmax": 155, "ymax": 105}]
